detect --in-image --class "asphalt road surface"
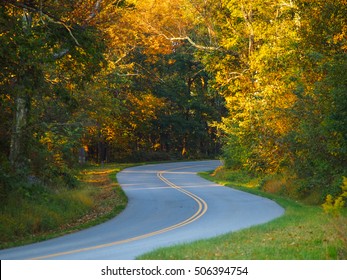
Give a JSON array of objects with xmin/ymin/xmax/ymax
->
[{"xmin": 0, "ymin": 160, "xmax": 284, "ymax": 260}]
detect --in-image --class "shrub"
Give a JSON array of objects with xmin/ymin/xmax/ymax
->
[{"xmin": 322, "ymin": 177, "xmax": 347, "ymax": 217}]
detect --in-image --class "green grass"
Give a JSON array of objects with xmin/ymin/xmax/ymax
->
[
  {"xmin": 0, "ymin": 163, "xmax": 132, "ymax": 249},
  {"xmin": 138, "ymin": 168, "xmax": 347, "ymax": 260}
]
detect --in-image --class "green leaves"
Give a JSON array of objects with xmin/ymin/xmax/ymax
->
[
  {"xmin": 0, "ymin": 1, "xmax": 106, "ymax": 180},
  {"xmin": 200, "ymin": 0, "xmax": 347, "ymax": 199}
]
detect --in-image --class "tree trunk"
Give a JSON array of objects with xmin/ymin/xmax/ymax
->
[
  {"xmin": 8, "ymin": 8, "xmax": 33, "ymax": 171},
  {"xmin": 9, "ymin": 93, "xmax": 30, "ymax": 170}
]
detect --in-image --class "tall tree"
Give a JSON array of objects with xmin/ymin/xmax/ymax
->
[
  {"xmin": 198, "ymin": 0, "xmax": 299, "ymax": 172},
  {"xmin": 0, "ymin": 0, "xmax": 105, "ymax": 174},
  {"xmin": 288, "ymin": 0, "xmax": 347, "ymax": 191}
]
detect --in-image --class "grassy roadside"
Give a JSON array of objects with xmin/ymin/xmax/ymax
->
[
  {"xmin": 139, "ymin": 168, "xmax": 347, "ymax": 260},
  {"xmin": 0, "ymin": 163, "xmax": 132, "ymax": 249}
]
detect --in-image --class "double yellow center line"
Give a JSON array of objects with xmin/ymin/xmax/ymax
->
[
  {"xmin": 31, "ymin": 165, "xmax": 208, "ymax": 260},
  {"xmin": 156, "ymin": 167, "xmax": 208, "ymax": 226}
]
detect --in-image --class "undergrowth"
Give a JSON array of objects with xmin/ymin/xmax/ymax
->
[{"xmin": 0, "ymin": 163, "xmax": 130, "ymax": 249}]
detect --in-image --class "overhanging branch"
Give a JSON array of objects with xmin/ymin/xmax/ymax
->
[
  {"xmin": 3, "ymin": 0, "xmax": 81, "ymax": 46},
  {"xmin": 169, "ymin": 36, "xmax": 220, "ymax": 51}
]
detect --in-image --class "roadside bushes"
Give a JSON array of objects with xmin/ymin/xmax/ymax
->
[{"xmin": 0, "ymin": 180, "xmax": 93, "ymax": 245}]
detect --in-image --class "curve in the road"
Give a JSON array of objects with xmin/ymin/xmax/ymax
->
[
  {"xmin": 30, "ymin": 164, "xmax": 212, "ymax": 260},
  {"xmin": 0, "ymin": 160, "xmax": 284, "ymax": 260}
]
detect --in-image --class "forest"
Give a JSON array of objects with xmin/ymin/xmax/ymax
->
[{"xmin": 0, "ymin": 0, "xmax": 346, "ymax": 207}]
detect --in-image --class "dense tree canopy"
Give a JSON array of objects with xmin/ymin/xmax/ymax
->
[
  {"xmin": 204, "ymin": 0, "xmax": 347, "ymax": 198},
  {"xmin": 0, "ymin": 0, "xmax": 346, "ymax": 200}
]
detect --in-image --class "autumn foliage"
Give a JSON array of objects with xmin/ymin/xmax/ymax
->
[{"xmin": 0, "ymin": 0, "xmax": 346, "ymax": 203}]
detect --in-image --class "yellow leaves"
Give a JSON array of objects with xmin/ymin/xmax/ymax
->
[
  {"xmin": 342, "ymin": 177, "xmax": 347, "ymax": 196},
  {"xmin": 322, "ymin": 177, "xmax": 347, "ymax": 217},
  {"xmin": 153, "ymin": 143, "xmax": 161, "ymax": 151},
  {"xmin": 220, "ymin": 36, "xmax": 239, "ymax": 50},
  {"xmin": 101, "ymin": 125, "xmax": 116, "ymax": 142},
  {"xmin": 40, "ymin": 131, "xmax": 69, "ymax": 149},
  {"xmin": 76, "ymin": 46, "xmax": 87, "ymax": 56},
  {"xmin": 322, "ymin": 195, "xmax": 345, "ymax": 217},
  {"xmin": 101, "ymin": 0, "xmax": 196, "ymax": 63},
  {"xmin": 40, "ymin": 131, "xmax": 54, "ymax": 148},
  {"xmin": 333, "ymin": 33, "xmax": 346, "ymax": 43},
  {"xmin": 143, "ymin": 36, "xmax": 173, "ymax": 56},
  {"xmin": 168, "ymin": 59, "xmax": 176, "ymax": 65},
  {"xmin": 131, "ymin": 0, "xmax": 198, "ymax": 51},
  {"xmin": 93, "ymin": 91, "xmax": 167, "ymax": 147},
  {"xmin": 128, "ymin": 93, "xmax": 166, "ymax": 122},
  {"xmin": 333, "ymin": 31, "xmax": 347, "ymax": 52}
]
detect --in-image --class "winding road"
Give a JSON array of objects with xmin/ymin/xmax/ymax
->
[{"xmin": 0, "ymin": 160, "xmax": 284, "ymax": 260}]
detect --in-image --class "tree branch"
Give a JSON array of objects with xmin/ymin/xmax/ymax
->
[
  {"xmin": 169, "ymin": 36, "xmax": 220, "ymax": 51},
  {"xmin": 85, "ymin": 0, "xmax": 103, "ymax": 23},
  {"xmin": 53, "ymin": 48, "xmax": 70, "ymax": 59},
  {"xmin": 140, "ymin": 19, "xmax": 221, "ymax": 52},
  {"xmin": 2, "ymin": 0, "xmax": 81, "ymax": 46}
]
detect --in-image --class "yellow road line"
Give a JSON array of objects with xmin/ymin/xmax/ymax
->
[{"xmin": 31, "ymin": 164, "xmax": 209, "ymax": 260}]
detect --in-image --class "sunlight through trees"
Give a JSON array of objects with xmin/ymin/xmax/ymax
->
[{"xmin": 0, "ymin": 0, "xmax": 346, "ymax": 201}]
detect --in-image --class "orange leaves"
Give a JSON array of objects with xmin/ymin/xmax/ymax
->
[
  {"xmin": 127, "ymin": 93, "xmax": 166, "ymax": 124},
  {"xmin": 333, "ymin": 31, "xmax": 347, "ymax": 52},
  {"xmin": 142, "ymin": 36, "xmax": 173, "ymax": 56}
]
